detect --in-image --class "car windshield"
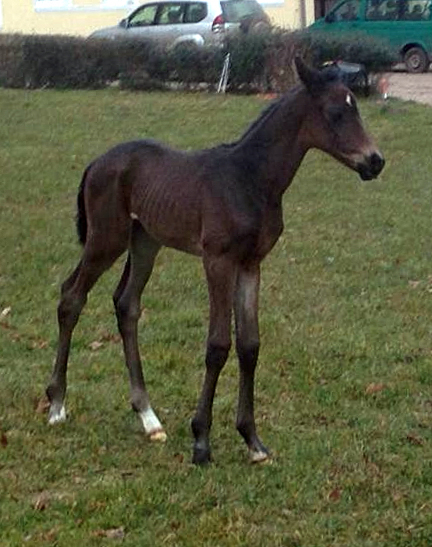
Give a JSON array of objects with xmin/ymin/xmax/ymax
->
[{"xmin": 220, "ymin": 0, "xmax": 265, "ymax": 21}]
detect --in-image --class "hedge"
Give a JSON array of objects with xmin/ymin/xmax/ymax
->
[{"xmin": 0, "ymin": 30, "xmax": 397, "ymax": 93}]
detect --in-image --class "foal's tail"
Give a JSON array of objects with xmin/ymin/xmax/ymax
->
[{"xmin": 76, "ymin": 164, "xmax": 92, "ymax": 246}]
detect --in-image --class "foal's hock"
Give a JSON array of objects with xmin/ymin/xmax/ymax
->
[{"xmin": 46, "ymin": 58, "xmax": 385, "ymax": 464}]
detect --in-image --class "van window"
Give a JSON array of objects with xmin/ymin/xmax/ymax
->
[
  {"xmin": 366, "ymin": 0, "xmax": 398, "ymax": 19},
  {"xmin": 400, "ymin": 0, "xmax": 431, "ymax": 19},
  {"xmin": 331, "ymin": 0, "xmax": 361, "ymax": 20},
  {"xmin": 366, "ymin": 0, "xmax": 432, "ymax": 20}
]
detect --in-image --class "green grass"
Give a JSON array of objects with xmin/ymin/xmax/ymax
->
[{"xmin": 1, "ymin": 89, "xmax": 432, "ymax": 546}]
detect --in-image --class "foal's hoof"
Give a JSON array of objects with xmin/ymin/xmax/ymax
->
[
  {"xmin": 48, "ymin": 404, "xmax": 66, "ymax": 425},
  {"xmin": 148, "ymin": 429, "xmax": 167, "ymax": 443},
  {"xmin": 249, "ymin": 448, "xmax": 271, "ymax": 464},
  {"xmin": 192, "ymin": 447, "xmax": 212, "ymax": 465}
]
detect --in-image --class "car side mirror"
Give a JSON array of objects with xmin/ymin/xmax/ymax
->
[
  {"xmin": 325, "ymin": 12, "xmax": 336, "ymax": 22},
  {"xmin": 119, "ymin": 18, "xmax": 128, "ymax": 28}
]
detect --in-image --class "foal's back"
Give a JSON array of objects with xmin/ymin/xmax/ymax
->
[{"xmin": 84, "ymin": 138, "xmax": 266, "ymax": 258}]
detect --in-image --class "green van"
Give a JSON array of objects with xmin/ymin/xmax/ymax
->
[{"xmin": 308, "ymin": 0, "xmax": 432, "ymax": 72}]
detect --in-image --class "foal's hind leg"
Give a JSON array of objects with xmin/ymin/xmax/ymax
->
[
  {"xmin": 234, "ymin": 265, "xmax": 269, "ymax": 463},
  {"xmin": 46, "ymin": 261, "xmax": 84, "ymax": 423},
  {"xmin": 47, "ymin": 243, "xmax": 126, "ymax": 424},
  {"xmin": 114, "ymin": 222, "xmax": 164, "ymax": 441}
]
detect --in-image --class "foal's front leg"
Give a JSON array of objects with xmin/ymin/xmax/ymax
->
[
  {"xmin": 234, "ymin": 265, "xmax": 269, "ymax": 463},
  {"xmin": 191, "ymin": 254, "xmax": 236, "ymax": 464}
]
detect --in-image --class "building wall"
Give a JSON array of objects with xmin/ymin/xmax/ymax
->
[
  {"xmin": 2, "ymin": 0, "xmax": 133, "ymax": 35},
  {"xmin": 0, "ymin": 0, "xmax": 315, "ymax": 36},
  {"xmin": 266, "ymin": 0, "xmax": 315, "ymax": 29}
]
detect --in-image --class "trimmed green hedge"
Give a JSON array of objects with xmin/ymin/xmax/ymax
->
[
  {"xmin": 0, "ymin": 30, "xmax": 397, "ymax": 93},
  {"xmin": 298, "ymin": 30, "xmax": 399, "ymax": 73}
]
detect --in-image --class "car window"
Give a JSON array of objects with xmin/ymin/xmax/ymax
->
[
  {"xmin": 157, "ymin": 3, "xmax": 185, "ymax": 24},
  {"xmin": 330, "ymin": 0, "xmax": 361, "ymax": 20},
  {"xmin": 128, "ymin": 4, "xmax": 158, "ymax": 26},
  {"xmin": 220, "ymin": 0, "xmax": 265, "ymax": 22},
  {"xmin": 184, "ymin": 2, "xmax": 208, "ymax": 23}
]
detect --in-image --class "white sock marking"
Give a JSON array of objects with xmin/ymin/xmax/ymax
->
[
  {"xmin": 48, "ymin": 404, "xmax": 66, "ymax": 424},
  {"xmin": 249, "ymin": 448, "xmax": 270, "ymax": 463},
  {"xmin": 139, "ymin": 408, "xmax": 166, "ymax": 441}
]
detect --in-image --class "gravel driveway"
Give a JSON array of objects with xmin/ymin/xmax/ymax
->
[{"xmin": 385, "ymin": 71, "xmax": 432, "ymax": 106}]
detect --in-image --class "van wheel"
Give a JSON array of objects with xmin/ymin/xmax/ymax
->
[{"xmin": 404, "ymin": 47, "xmax": 429, "ymax": 73}]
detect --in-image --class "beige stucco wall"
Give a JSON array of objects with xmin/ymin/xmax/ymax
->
[
  {"xmin": 0, "ymin": 0, "xmax": 315, "ymax": 36},
  {"xmin": 266, "ymin": 0, "xmax": 315, "ymax": 29},
  {"xmin": 1, "ymin": 1, "xmax": 132, "ymax": 35}
]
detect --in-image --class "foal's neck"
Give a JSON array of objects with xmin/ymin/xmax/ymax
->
[{"xmin": 233, "ymin": 88, "xmax": 309, "ymax": 200}]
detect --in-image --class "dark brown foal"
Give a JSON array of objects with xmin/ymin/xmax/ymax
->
[{"xmin": 46, "ymin": 58, "xmax": 385, "ymax": 464}]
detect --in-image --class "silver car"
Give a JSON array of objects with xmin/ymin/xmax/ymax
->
[{"xmin": 90, "ymin": 0, "xmax": 270, "ymax": 48}]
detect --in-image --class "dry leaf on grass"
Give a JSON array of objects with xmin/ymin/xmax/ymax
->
[
  {"xmin": 328, "ymin": 487, "xmax": 342, "ymax": 502},
  {"xmin": 92, "ymin": 527, "xmax": 126, "ymax": 540},
  {"xmin": 33, "ymin": 493, "xmax": 49, "ymax": 511},
  {"xmin": 89, "ymin": 340, "xmax": 104, "ymax": 351},
  {"xmin": 365, "ymin": 382, "xmax": 386, "ymax": 395},
  {"xmin": 35, "ymin": 397, "xmax": 51, "ymax": 414},
  {"xmin": 99, "ymin": 331, "xmax": 122, "ymax": 344},
  {"xmin": 1, "ymin": 432, "xmax": 8, "ymax": 448},
  {"xmin": 173, "ymin": 453, "xmax": 184, "ymax": 463},
  {"xmin": 30, "ymin": 339, "xmax": 49, "ymax": 350},
  {"xmin": 31, "ymin": 490, "xmax": 73, "ymax": 511},
  {"xmin": 406, "ymin": 433, "xmax": 425, "ymax": 446},
  {"xmin": 0, "ymin": 306, "xmax": 11, "ymax": 318}
]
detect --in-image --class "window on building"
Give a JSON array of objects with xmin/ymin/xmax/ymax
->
[
  {"xmin": 102, "ymin": 0, "xmax": 138, "ymax": 8},
  {"xmin": 34, "ymin": 0, "xmax": 71, "ymax": 10}
]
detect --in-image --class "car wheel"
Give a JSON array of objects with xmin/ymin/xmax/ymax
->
[{"xmin": 404, "ymin": 47, "xmax": 429, "ymax": 73}]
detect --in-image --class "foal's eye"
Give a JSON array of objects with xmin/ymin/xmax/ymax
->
[{"xmin": 327, "ymin": 107, "xmax": 344, "ymax": 125}]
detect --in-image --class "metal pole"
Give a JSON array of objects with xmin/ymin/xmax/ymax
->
[{"xmin": 217, "ymin": 53, "xmax": 231, "ymax": 93}]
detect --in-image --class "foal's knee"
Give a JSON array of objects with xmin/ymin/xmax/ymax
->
[
  {"xmin": 236, "ymin": 342, "xmax": 260, "ymax": 369},
  {"xmin": 115, "ymin": 297, "xmax": 141, "ymax": 335},
  {"xmin": 57, "ymin": 292, "xmax": 86, "ymax": 326},
  {"xmin": 205, "ymin": 341, "xmax": 231, "ymax": 371}
]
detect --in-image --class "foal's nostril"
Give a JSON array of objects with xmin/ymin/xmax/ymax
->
[
  {"xmin": 370, "ymin": 152, "xmax": 385, "ymax": 174},
  {"xmin": 357, "ymin": 151, "xmax": 385, "ymax": 181}
]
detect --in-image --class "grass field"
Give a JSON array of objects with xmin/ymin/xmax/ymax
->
[{"xmin": 1, "ymin": 88, "xmax": 432, "ymax": 546}]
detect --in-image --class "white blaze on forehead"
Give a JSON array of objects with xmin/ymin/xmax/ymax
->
[{"xmin": 346, "ymin": 93, "xmax": 353, "ymax": 107}]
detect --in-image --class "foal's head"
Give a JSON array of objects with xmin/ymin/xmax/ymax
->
[{"xmin": 296, "ymin": 58, "xmax": 384, "ymax": 181}]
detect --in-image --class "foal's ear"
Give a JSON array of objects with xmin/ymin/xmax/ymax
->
[{"xmin": 295, "ymin": 56, "xmax": 326, "ymax": 96}]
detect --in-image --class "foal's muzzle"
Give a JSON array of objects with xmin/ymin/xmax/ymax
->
[{"xmin": 357, "ymin": 152, "xmax": 385, "ymax": 181}]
